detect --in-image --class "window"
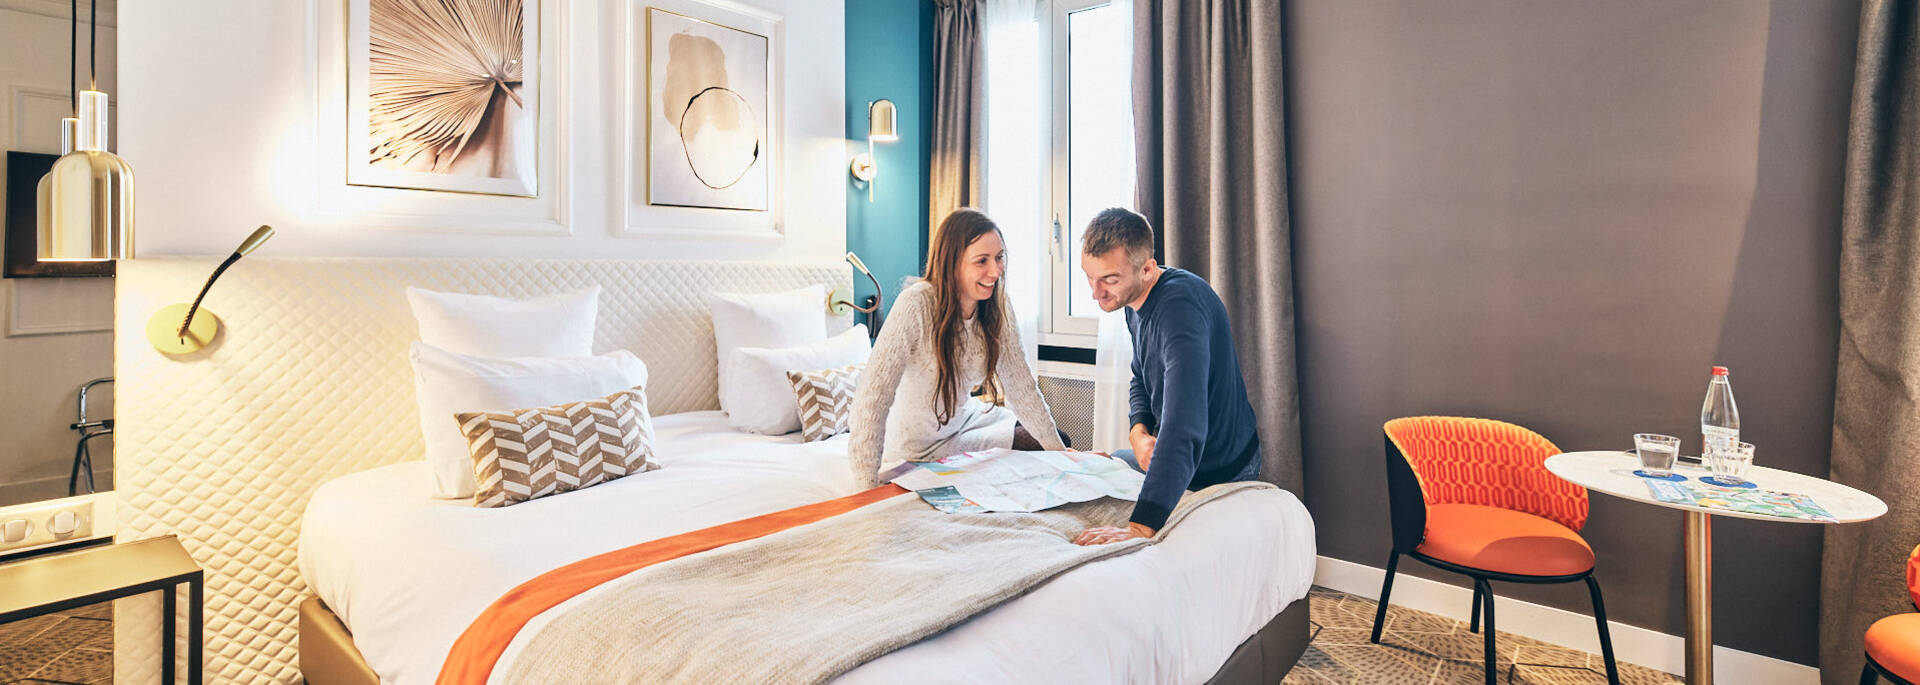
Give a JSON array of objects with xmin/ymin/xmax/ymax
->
[
  {"xmin": 1045, "ymin": 0, "xmax": 1134, "ymax": 341},
  {"xmin": 982, "ymin": 0, "xmax": 1133, "ymax": 348}
]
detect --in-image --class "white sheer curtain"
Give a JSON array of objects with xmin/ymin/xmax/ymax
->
[
  {"xmin": 981, "ymin": 0, "xmax": 1043, "ymax": 364},
  {"xmin": 1092, "ymin": 309, "xmax": 1136, "ymax": 452},
  {"xmin": 1091, "ymin": 0, "xmax": 1136, "ymax": 453}
]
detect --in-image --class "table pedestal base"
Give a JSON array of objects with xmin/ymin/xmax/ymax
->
[{"xmin": 1684, "ymin": 511, "xmax": 1712, "ymax": 684}]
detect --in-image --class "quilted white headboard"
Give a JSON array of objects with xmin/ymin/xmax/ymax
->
[{"xmin": 111, "ymin": 257, "xmax": 851, "ymax": 683}]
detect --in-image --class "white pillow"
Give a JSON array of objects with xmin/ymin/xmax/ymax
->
[
  {"xmin": 410, "ymin": 342, "xmax": 648, "ymax": 499},
  {"xmin": 728, "ymin": 325, "xmax": 871, "ymax": 435},
  {"xmin": 407, "ymin": 286, "xmax": 599, "ymax": 358},
  {"xmin": 709, "ymin": 285, "xmax": 829, "ymax": 414}
]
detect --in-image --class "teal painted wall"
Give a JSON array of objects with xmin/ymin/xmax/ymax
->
[{"xmin": 845, "ymin": 0, "xmax": 933, "ymax": 324}]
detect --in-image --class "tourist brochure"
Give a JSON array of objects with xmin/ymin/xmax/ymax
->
[
  {"xmin": 889, "ymin": 448, "xmax": 1146, "ymax": 514},
  {"xmin": 1644, "ymin": 478, "xmax": 1836, "ymax": 522}
]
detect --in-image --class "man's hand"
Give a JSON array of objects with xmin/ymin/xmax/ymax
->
[
  {"xmin": 1129, "ymin": 423, "xmax": 1157, "ymax": 471},
  {"xmin": 1072, "ymin": 523, "xmax": 1156, "ymax": 545}
]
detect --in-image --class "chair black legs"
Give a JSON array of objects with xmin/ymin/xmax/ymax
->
[
  {"xmin": 1476, "ymin": 577, "xmax": 1498, "ymax": 685},
  {"xmin": 1370, "ymin": 551, "xmax": 1399, "ymax": 644},
  {"xmin": 1862, "ymin": 661, "xmax": 1880, "ymax": 685},
  {"xmin": 1586, "ymin": 575, "xmax": 1620, "ymax": 684},
  {"xmin": 1368, "ymin": 552, "xmax": 1616, "ymax": 685},
  {"xmin": 1469, "ymin": 581, "xmax": 1483, "ymax": 633}
]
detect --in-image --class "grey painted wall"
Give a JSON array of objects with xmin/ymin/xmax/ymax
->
[{"xmin": 1287, "ymin": 1, "xmax": 1857, "ymax": 665}]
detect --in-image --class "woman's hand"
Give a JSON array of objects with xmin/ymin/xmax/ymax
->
[{"xmin": 1128, "ymin": 424, "xmax": 1157, "ymax": 471}]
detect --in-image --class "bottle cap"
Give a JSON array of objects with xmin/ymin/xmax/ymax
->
[{"xmin": 1711, "ymin": 366, "xmax": 1728, "ymax": 376}]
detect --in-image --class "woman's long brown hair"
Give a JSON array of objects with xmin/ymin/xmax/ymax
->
[{"xmin": 924, "ymin": 209, "xmax": 1007, "ymax": 425}]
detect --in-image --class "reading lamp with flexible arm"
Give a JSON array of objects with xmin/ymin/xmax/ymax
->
[{"xmin": 146, "ymin": 225, "xmax": 276, "ymax": 354}]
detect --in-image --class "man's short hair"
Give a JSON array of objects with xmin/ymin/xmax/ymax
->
[{"xmin": 1081, "ymin": 208, "xmax": 1155, "ymax": 266}]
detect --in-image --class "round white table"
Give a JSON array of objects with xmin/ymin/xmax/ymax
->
[{"xmin": 1545, "ymin": 451, "xmax": 1886, "ymax": 685}]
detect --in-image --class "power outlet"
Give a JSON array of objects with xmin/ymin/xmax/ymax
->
[{"xmin": 0, "ymin": 495, "xmax": 109, "ymax": 556}]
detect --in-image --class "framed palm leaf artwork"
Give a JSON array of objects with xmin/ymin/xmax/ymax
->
[
  {"xmin": 347, "ymin": 0, "xmax": 540, "ymax": 197},
  {"xmin": 645, "ymin": 7, "xmax": 770, "ymax": 212}
]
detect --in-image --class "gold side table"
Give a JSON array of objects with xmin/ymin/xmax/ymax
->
[{"xmin": 0, "ymin": 535, "xmax": 204, "ymax": 683}]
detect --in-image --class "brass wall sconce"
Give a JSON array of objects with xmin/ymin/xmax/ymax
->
[
  {"xmin": 849, "ymin": 99, "xmax": 897, "ymax": 201},
  {"xmin": 828, "ymin": 251, "xmax": 885, "ymax": 337},
  {"xmin": 146, "ymin": 225, "xmax": 275, "ymax": 354}
]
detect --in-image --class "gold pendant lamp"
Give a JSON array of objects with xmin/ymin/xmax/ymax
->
[
  {"xmin": 34, "ymin": 118, "xmax": 81, "ymax": 248},
  {"xmin": 41, "ymin": 0, "xmax": 132, "ymax": 262}
]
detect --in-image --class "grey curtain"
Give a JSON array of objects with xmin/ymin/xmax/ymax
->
[
  {"xmin": 1132, "ymin": 0, "xmax": 1302, "ymax": 494},
  {"xmin": 1824, "ymin": 2, "xmax": 1920, "ymax": 682},
  {"xmin": 929, "ymin": 0, "xmax": 983, "ymax": 241}
]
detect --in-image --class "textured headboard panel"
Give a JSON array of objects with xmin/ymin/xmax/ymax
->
[{"xmin": 111, "ymin": 257, "xmax": 850, "ymax": 683}]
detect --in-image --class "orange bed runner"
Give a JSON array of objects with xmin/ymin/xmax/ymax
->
[{"xmin": 435, "ymin": 484, "xmax": 910, "ymax": 685}]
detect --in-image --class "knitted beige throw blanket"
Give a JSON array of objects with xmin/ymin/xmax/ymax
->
[{"xmin": 500, "ymin": 481, "xmax": 1275, "ymax": 684}]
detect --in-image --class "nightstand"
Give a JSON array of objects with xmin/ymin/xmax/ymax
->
[{"xmin": 0, "ymin": 535, "xmax": 204, "ymax": 683}]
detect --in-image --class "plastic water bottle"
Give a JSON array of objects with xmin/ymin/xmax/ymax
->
[{"xmin": 1700, "ymin": 366, "xmax": 1740, "ymax": 466}]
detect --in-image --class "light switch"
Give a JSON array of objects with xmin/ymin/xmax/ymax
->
[
  {"xmin": 49, "ymin": 511, "xmax": 78, "ymax": 537},
  {"xmin": 2, "ymin": 519, "xmax": 28, "ymax": 543}
]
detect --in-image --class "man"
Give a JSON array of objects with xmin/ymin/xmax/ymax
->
[{"xmin": 1071, "ymin": 208, "xmax": 1262, "ymax": 546}]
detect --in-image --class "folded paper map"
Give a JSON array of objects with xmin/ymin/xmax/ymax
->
[
  {"xmin": 889, "ymin": 449, "xmax": 1146, "ymax": 514},
  {"xmin": 1645, "ymin": 479, "xmax": 1836, "ymax": 522}
]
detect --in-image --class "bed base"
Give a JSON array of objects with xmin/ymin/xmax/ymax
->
[
  {"xmin": 300, "ymin": 598, "xmax": 379, "ymax": 685},
  {"xmin": 299, "ymin": 594, "xmax": 1309, "ymax": 684},
  {"xmin": 1205, "ymin": 597, "xmax": 1311, "ymax": 685}
]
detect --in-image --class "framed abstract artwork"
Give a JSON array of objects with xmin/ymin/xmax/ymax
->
[
  {"xmin": 645, "ymin": 7, "xmax": 771, "ymax": 212},
  {"xmin": 346, "ymin": 0, "xmax": 540, "ymax": 197}
]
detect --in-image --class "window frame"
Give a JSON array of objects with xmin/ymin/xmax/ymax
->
[{"xmin": 1038, "ymin": 0, "xmax": 1122, "ymax": 345}]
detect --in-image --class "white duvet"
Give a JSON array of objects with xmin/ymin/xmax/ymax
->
[{"xmin": 297, "ymin": 411, "xmax": 1316, "ymax": 685}]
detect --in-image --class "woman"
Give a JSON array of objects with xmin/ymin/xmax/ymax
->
[{"xmin": 848, "ymin": 208, "xmax": 1066, "ymax": 487}]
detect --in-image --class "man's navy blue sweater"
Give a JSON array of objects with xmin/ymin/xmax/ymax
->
[{"xmin": 1125, "ymin": 267, "xmax": 1262, "ymax": 530}]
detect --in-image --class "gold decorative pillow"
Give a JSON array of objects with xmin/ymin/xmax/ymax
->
[
  {"xmin": 786, "ymin": 363, "xmax": 862, "ymax": 442},
  {"xmin": 456, "ymin": 386, "xmax": 659, "ymax": 508}
]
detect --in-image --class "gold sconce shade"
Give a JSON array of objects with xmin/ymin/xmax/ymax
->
[
  {"xmin": 850, "ymin": 99, "xmax": 899, "ymax": 196},
  {"xmin": 41, "ymin": 90, "xmax": 133, "ymax": 262},
  {"xmin": 868, "ymin": 99, "xmax": 898, "ymax": 142},
  {"xmin": 234, "ymin": 224, "xmax": 276, "ymax": 257}
]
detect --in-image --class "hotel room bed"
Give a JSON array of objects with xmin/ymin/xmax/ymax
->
[{"xmin": 297, "ymin": 410, "xmax": 1316, "ymax": 684}]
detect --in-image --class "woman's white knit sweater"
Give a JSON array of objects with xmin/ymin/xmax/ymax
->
[{"xmin": 848, "ymin": 282, "xmax": 1064, "ymax": 487}]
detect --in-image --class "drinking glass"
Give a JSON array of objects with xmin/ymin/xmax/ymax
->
[
  {"xmin": 1634, "ymin": 433, "xmax": 1681, "ymax": 477},
  {"xmin": 1709, "ymin": 441, "xmax": 1755, "ymax": 486}
]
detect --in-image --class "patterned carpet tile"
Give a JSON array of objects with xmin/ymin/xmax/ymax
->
[
  {"xmin": 1297, "ymin": 587, "xmax": 1683, "ymax": 685},
  {"xmin": 28, "ymin": 646, "xmax": 111, "ymax": 684},
  {"xmin": 1390, "ymin": 630, "xmax": 1517, "ymax": 666},
  {"xmin": 0, "ymin": 603, "xmax": 114, "ymax": 685},
  {"xmin": 0, "ymin": 640, "xmax": 68, "ymax": 684},
  {"xmin": 0, "ymin": 617, "xmax": 62, "ymax": 648},
  {"xmin": 1386, "ymin": 607, "xmax": 1467, "ymax": 636},
  {"xmin": 1316, "ymin": 642, "xmax": 1441, "ymax": 683},
  {"xmin": 1514, "ymin": 645, "xmax": 1589, "ymax": 670}
]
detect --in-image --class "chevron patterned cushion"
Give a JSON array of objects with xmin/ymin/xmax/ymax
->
[
  {"xmin": 456, "ymin": 386, "xmax": 659, "ymax": 508},
  {"xmin": 786, "ymin": 363, "xmax": 862, "ymax": 442}
]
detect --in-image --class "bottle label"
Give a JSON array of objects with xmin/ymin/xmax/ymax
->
[{"xmin": 1702, "ymin": 425, "xmax": 1739, "ymax": 460}]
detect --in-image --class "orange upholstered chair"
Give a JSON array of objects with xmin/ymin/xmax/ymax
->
[
  {"xmin": 1374, "ymin": 417, "xmax": 1618, "ymax": 685},
  {"xmin": 1861, "ymin": 543, "xmax": 1920, "ymax": 684}
]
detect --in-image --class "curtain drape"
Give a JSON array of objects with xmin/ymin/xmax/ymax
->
[
  {"xmin": 1131, "ymin": 0, "xmax": 1301, "ymax": 493},
  {"xmin": 1822, "ymin": 2, "xmax": 1920, "ymax": 682},
  {"xmin": 930, "ymin": 0, "xmax": 984, "ymax": 246},
  {"xmin": 981, "ymin": 0, "xmax": 1043, "ymax": 364}
]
